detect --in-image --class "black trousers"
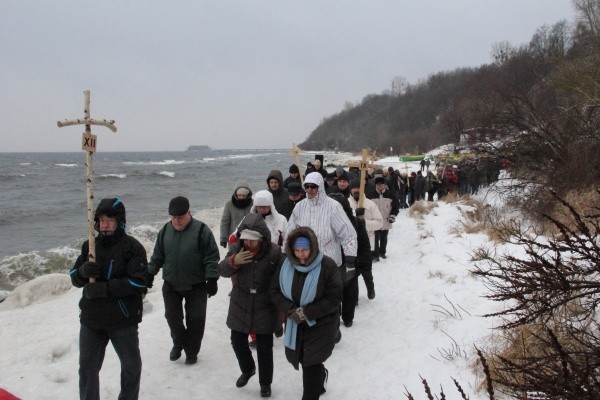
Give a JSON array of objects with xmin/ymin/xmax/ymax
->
[
  {"xmin": 162, "ymin": 281, "xmax": 207, "ymax": 357},
  {"xmin": 79, "ymin": 323, "xmax": 141, "ymax": 400},
  {"xmin": 341, "ymin": 275, "xmax": 359, "ymax": 324},
  {"xmin": 374, "ymin": 229, "xmax": 389, "ymax": 257},
  {"xmin": 231, "ymin": 330, "xmax": 273, "ymax": 386},
  {"xmin": 302, "ymin": 363, "xmax": 326, "ymax": 400}
]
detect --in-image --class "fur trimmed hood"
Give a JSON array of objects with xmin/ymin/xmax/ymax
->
[{"xmin": 284, "ymin": 226, "xmax": 320, "ymax": 266}]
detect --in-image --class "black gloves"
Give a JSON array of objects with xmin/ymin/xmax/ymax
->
[
  {"xmin": 288, "ymin": 307, "xmax": 306, "ymax": 324},
  {"xmin": 220, "ymin": 240, "xmax": 227, "ymax": 248},
  {"xmin": 83, "ymin": 282, "xmax": 108, "ymax": 299},
  {"xmin": 355, "ymin": 207, "xmax": 366, "ymax": 220},
  {"xmin": 147, "ymin": 273, "xmax": 155, "ymax": 289},
  {"xmin": 388, "ymin": 215, "xmax": 396, "ymax": 223},
  {"xmin": 206, "ymin": 278, "xmax": 218, "ymax": 297},
  {"xmin": 79, "ymin": 261, "xmax": 102, "ymax": 279},
  {"xmin": 344, "ymin": 256, "xmax": 356, "ymax": 281}
]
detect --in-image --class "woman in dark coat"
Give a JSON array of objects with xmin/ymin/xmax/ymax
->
[
  {"xmin": 270, "ymin": 226, "xmax": 343, "ymax": 400},
  {"xmin": 218, "ymin": 213, "xmax": 283, "ymax": 398}
]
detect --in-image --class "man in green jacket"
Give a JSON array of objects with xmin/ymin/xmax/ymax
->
[{"xmin": 148, "ymin": 196, "xmax": 220, "ymax": 365}]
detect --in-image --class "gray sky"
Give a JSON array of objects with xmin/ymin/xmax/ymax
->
[{"xmin": 1, "ymin": 1, "xmax": 576, "ymax": 152}]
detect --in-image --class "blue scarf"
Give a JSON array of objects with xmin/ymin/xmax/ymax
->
[{"xmin": 279, "ymin": 251, "xmax": 324, "ymax": 350}]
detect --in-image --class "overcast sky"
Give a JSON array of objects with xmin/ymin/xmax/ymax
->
[{"xmin": 1, "ymin": 1, "xmax": 576, "ymax": 152}]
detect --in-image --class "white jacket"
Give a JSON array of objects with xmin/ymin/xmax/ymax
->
[
  {"xmin": 348, "ymin": 195, "xmax": 383, "ymax": 250},
  {"xmin": 251, "ymin": 190, "xmax": 287, "ymax": 247},
  {"xmin": 284, "ymin": 172, "xmax": 357, "ymax": 266}
]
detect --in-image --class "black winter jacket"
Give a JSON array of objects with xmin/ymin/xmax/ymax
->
[
  {"xmin": 70, "ymin": 231, "xmax": 148, "ymax": 330},
  {"xmin": 218, "ymin": 213, "xmax": 284, "ymax": 334},
  {"xmin": 267, "ymin": 170, "xmax": 292, "ymax": 219}
]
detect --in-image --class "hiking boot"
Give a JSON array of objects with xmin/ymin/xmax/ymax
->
[
  {"xmin": 275, "ymin": 324, "xmax": 284, "ymax": 338},
  {"xmin": 260, "ymin": 385, "xmax": 272, "ymax": 398},
  {"xmin": 169, "ymin": 346, "xmax": 182, "ymax": 361},
  {"xmin": 236, "ymin": 369, "xmax": 256, "ymax": 387},
  {"xmin": 343, "ymin": 320, "xmax": 353, "ymax": 328},
  {"xmin": 373, "ymin": 256, "xmax": 380, "ymax": 263},
  {"xmin": 185, "ymin": 355, "xmax": 198, "ymax": 365},
  {"xmin": 380, "ymin": 254, "xmax": 387, "ymax": 259},
  {"xmin": 320, "ymin": 368, "xmax": 329, "ymax": 394}
]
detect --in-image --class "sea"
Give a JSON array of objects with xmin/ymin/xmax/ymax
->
[{"xmin": 0, "ymin": 149, "xmax": 341, "ymax": 296}]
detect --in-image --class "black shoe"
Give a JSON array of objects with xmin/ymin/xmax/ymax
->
[
  {"xmin": 236, "ymin": 369, "xmax": 256, "ymax": 387},
  {"xmin": 260, "ymin": 385, "xmax": 272, "ymax": 398},
  {"xmin": 380, "ymin": 254, "xmax": 387, "ymax": 259},
  {"xmin": 320, "ymin": 368, "xmax": 328, "ymax": 394},
  {"xmin": 185, "ymin": 355, "xmax": 198, "ymax": 365},
  {"xmin": 367, "ymin": 288, "xmax": 376, "ymax": 300},
  {"xmin": 335, "ymin": 329, "xmax": 342, "ymax": 343},
  {"xmin": 169, "ymin": 346, "xmax": 182, "ymax": 361},
  {"xmin": 373, "ymin": 257, "xmax": 380, "ymax": 263},
  {"xmin": 343, "ymin": 320, "xmax": 353, "ymax": 328},
  {"xmin": 275, "ymin": 325, "xmax": 284, "ymax": 338},
  {"xmin": 249, "ymin": 339, "xmax": 257, "ymax": 348}
]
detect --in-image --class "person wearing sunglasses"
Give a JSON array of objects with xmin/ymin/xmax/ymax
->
[{"xmin": 284, "ymin": 172, "xmax": 357, "ymax": 301}]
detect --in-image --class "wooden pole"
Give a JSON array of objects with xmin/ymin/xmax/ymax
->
[
  {"xmin": 358, "ymin": 149, "xmax": 369, "ymax": 208},
  {"xmin": 287, "ymin": 143, "xmax": 304, "ymax": 185},
  {"xmin": 57, "ymin": 90, "xmax": 117, "ymax": 282}
]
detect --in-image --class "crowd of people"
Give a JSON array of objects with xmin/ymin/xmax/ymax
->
[{"xmin": 67, "ymin": 154, "xmax": 502, "ymax": 400}]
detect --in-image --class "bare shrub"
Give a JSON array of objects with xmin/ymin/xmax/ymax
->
[
  {"xmin": 472, "ymin": 192, "xmax": 600, "ymax": 398},
  {"xmin": 544, "ymin": 187, "xmax": 600, "ymax": 234},
  {"xmin": 409, "ymin": 201, "xmax": 439, "ymax": 219}
]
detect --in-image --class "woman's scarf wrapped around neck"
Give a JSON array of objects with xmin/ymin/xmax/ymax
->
[{"xmin": 279, "ymin": 251, "xmax": 324, "ymax": 350}]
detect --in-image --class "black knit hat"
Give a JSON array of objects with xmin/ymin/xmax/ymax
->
[
  {"xmin": 289, "ymin": 164, "xmax": 300, "ymax": 173},
  {"xmin": 337, "ymin": 171, "xmax": 349, "ymax": 182},
  {"xmin": 287, "ymin": 181, "xmax": 304, "ymax": 194},
  {"xmin": 373, "ymin": 174, "xmax": 386, "ymax": 184},
  {"xmin": 94, "ymin": 198, "xmax": 126, "ymax": 224},
  {"xmin": 349, "ymin": 179, "xmax": 361, "ymax": 190},
  {"xmin": 168, "ymin": 196, "xmax": 190, "ymax": 216}
]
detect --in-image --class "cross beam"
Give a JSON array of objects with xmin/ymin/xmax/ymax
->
[{"xmin": 57, "ymin": 90, "xmax": 117, "ymax": 281}]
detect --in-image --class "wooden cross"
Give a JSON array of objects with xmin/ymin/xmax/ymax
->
[
  {"xmin": 57, "ymin": 90, "xmax": 116, "ymax": 281},
  {"xmin": 286, "ymin": 143, "xmax": 304, "ymax": 185},
  {"xmin": 347, "ymin": 151, "xmax": 382, "ymax": 172}
]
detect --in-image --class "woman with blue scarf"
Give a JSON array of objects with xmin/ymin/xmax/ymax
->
[{"xmin": 270, "ymin": 226, "xmax": 343, "ymax": 400}]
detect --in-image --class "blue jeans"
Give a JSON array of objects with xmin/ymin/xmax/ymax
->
[{"xmin": 79, "ymin": 323, "xmax": 141, "ymax": 400}]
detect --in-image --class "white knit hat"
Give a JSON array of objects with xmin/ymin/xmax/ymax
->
[{"xmin": 239, "ymin": 229, "xmax": 263, "ymax": 240}]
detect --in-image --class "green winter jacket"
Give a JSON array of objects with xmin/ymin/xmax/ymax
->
[{"xmin": 149, "ymin": 218, "xmax": 219, "ymax": 291}]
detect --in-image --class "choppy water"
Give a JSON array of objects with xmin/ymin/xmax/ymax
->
[{"xmin": 0, "ymin": 149, "xmax": 328, "ymax": 294}]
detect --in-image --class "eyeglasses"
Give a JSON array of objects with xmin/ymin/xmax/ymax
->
[{"xmin": 304, "ymin": 184, "xmax": 318, "ymax": 190}]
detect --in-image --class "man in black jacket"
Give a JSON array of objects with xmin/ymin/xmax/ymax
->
[{"xmin": 69, "ymin": 198, "xmax": 149, "ymax": 400}]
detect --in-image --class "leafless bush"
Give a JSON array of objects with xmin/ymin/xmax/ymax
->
[
  {"xmin": 471, "ymin": 192, "xmax": 600, "ymax": 398},
  {"xmin": 409, "ymin": 201, "xmax": 439, "ymax": 219}
]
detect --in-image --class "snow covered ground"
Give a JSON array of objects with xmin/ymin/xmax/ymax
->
[{"xmin": 0, "ymin": 156, "xmax": 516, "ymax": 400}]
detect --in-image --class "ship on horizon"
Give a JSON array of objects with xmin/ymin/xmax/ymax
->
[{"xmin": 187, "ymin": 145, "xmax": 211, "ymax": 151}]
